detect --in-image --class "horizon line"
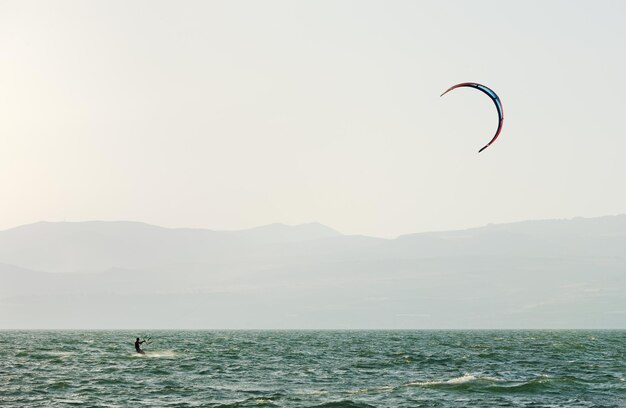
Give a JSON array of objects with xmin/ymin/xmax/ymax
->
[{"xmin": 1, "ymin": 212, "xmax": 625, "ymax": 240}]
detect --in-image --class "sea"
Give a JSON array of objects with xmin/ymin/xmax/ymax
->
[{"xmin": 1, "ymin": 330, "xmax": 625, "ymax": 407}]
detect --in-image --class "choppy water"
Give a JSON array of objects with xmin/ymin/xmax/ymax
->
[{"xmin": 1, "ymin": 330, "xmax": 625, "ymax": 407}]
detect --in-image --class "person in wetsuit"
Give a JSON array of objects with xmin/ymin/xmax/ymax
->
[{"xmin": 135, "ymin": 337, "xmax": 145, "ymax": 353}]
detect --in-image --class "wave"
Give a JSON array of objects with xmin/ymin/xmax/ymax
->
[
  {"xmin": 214, "ymin": 397, "xmax": 280, "ymax": 407},
  {"xmin": 407, "ymin": 373, "xmax": 501, "ymax": 387},
  {"xmin": 488, "ymin": 377, "xmax": 552, "ymax": 393},
  {"xmin": 349, "ymin": 374, "xmax": 503, "ymax": 395},
  {"xmin": 311, "ymin": 401, "xmax": 376, "ymax": 408},
  {"xmin": 347, "ymin": 373, "xmax": 562, "ymax": 398},
  {"xmin": 42, "ymin": 351, "xmax": 75, "ymax": 358},
  {"xmin": 131, "ymin": 350, "xmax": 177, "ymax": 358},
  {"xmin": 406, "ymin": 373, "xmax": 569, "ymax": 394},
  {"xmin": 348, "ymin": 385, "xmax": 396, "ymax": 395}
]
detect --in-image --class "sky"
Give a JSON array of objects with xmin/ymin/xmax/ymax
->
[{"xmin": 1, "ymin": 0, "xmax": 625, "ymax": 238}]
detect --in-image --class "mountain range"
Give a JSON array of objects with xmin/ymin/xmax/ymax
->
[{"xmin": 1, "ymin": 216, "xmax": 625, "ymax": 329}]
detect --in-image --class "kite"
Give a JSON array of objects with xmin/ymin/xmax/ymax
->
[{"xmin": 440, "ymin": 82, "xmax": 504, "ymax": 153}]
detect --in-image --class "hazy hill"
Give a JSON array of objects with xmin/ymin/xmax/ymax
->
[
  {"xmin": 1, "ymin": 216, "xmax": 625, "ymax": 329},
  {"xmin": 0, "ymin": 221, "xmax": 341, "ymax": 273}
]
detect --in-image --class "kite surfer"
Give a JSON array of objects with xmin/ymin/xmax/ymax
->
[{"xmin": 135, "ymin": 337, "xmax": 146, "ymax": 354}]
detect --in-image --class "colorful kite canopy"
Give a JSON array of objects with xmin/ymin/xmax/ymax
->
[{"xmin": 441, "ymin": 82, "xmax": 504, "ymax": 153}]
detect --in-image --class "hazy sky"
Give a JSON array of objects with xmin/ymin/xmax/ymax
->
[{"xmin": 1, "ymin": 0, "xmax": 625, "ymax": 238}]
